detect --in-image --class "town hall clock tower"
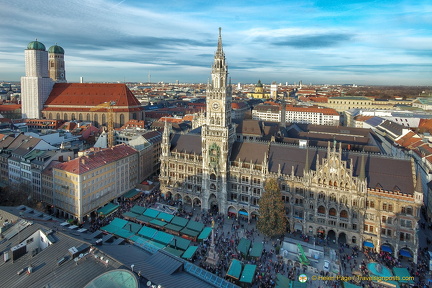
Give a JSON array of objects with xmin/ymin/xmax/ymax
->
[{"xmin": 201, "ymin": 28, "xmax": 235, "ymax": 213}]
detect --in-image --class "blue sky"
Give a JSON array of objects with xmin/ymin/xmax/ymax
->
[{"xmin": 0, "ymin": 0, "xmax": 431, "ymax": 85}]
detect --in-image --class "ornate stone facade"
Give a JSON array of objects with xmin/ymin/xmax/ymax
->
[{"xmin": 159, "ymin": 29, "xmax": 421, "ymax": 263}]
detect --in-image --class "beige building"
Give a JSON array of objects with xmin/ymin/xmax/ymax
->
[
  {"xmin": 312, "ymin": 96, "xmax": 412, "ymax": 113},
  {"xmin": 52, "ymin": 144, "xmax": 138, "ymax": 221},
  {"xmin": 160, "ymin": 29, "xmax": 422, "ymax": 263}
]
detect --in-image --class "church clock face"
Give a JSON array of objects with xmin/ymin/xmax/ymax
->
[{"xmin": 211, "ymin": 101, "xmax": 220, "ymax": 111}]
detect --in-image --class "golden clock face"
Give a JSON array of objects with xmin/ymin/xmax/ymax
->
[{"xmin": 212, "ymin": 101, "xmax": 220, "ymax": 111}]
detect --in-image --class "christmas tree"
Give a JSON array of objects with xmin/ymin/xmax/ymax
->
[{"xmin": 257, "ymin": 178, "xmax": 287, "ymax": 238}]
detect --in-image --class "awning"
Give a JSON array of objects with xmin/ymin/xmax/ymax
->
[
  {"xmin": 399, "ymin": 249, "xmax": 412, "ymax": 258},
  {"xmin": 182, "ymin": 246, "xmax": 198, "ymax": 259},
  {"xmin": 239, "ymin": 264, "xmax": 256, "ymax": 284},
  {"xmin": 363, "ymin": 241, "xmax": 374, "ymax": 248},
  {"xmin": 381, "ymin": 245, "xmax": 392, "ymax": 253},
  {"xmin": 97, "ymin": 203, "xmax": 119, "ymax": 216},
  {"xmin": 198, "ymin": 227, "xmax": 212, "ymax": 240},
  {"xmin": 122, "ymin": 188, "xmax": 140, "ymax": 199},
  {"xmin": 239, "ymin": 211, "xmax": 248, "ymax": 216},
  {"xmin": 226, "ymin": 259, "xmax": 242, "ymax": 280}
]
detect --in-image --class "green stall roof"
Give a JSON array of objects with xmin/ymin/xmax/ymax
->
[
  {"xmin": 123, "ymin": 222, "xmax": 142, "ymax": 234},
  {"xmin": 237, "ymin": 238, "xmax": 251, "ymax": 256},
  {"xmin": 343, "ymin": 282, "xmax": 362, "ymax": 288},
  {"xmin": 97, "ymin": 203, "xmax": 119, "ymax": 216},
  {"xmin": 170, "ymin": 236, "xmax": 191, "ymax": 251},
  {"xmin": 180, "ymin": 228, "xmax": 200, "ymax": 238},
  {"xmin": 186, "ymin": 220, "xmax": 204, "ymax": 232},
  {"xmin": 198, "ymin": 227, "xmax": 212, "ymax": 240},
  {"xmin": 164, "ymin": 246, "xmax": 184, "ymax": 257},
  {"xmin": 165, "ymin": 224, "xmax": 183, "ymax": 232},
  {"xmin": 143, "ymin": 208, "xmax": 160, "ymax": 218},
  {"xmin": 129, "ymin": 235, "xmax": 141, "ymax": 242},
  {"xmin": 157, "ymin": 212, "xmax": 174, "ymax": 222},
  {"xmin": 171, "ymin": 216, "xmax": 189, "ymax": 227},
  {"xmin": 122, "ymin": 211, "xmax": 139, "ymax": 219},
  {"xmin": 101, "ymin": 223, "xmax": 120, "ymax": 234},
  {"xmin": 130, "ymin": 205, "xmax": 146, "ymax": 215},
  {"xmin": 392, "ymin": 267, "xmax": 414, "ymax": 284},
  {"xmin": 226, "ymin": 259, "xmax": 242, "ymax": 280},
  {"xmin": 239, "ymin": 264, "xmax": 256, "ymax": 284},
  {"xmin": 153, "ymin": 231, "xmax": 174, "ymax": 245},
  {"xmin": 111, "ymin": 218, "xmax": 128, "ymax": 229},
  {"xmin": 149, "ymin": 219, "xmax": 167, "ymax": 228},
  {"xmin": 115, "ymin": 228, "xmax": 134, "ymax": 239},
  {"xmin": 137, "ymin": 226, "xmax": 157, "ymax": 239},
  {"xmin": 136, "ymin": 215, "xmax": 153, "ymax": 224},
  {"xmin": 250, "ymin": 241, "xmax": 263, "ymax": 257},
  {"xmin": 276, "ymin": 273, "xmax": 290, "ymax": 288},
  {"xmin": 182, "ymin": 246, "xmax": 198, "ymax": 259},
  {"xmin": 123, "ymin": 188, "xmax": 140, "ymax": 199}
]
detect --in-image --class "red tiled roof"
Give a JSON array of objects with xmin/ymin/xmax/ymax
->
[
  {"xmin": 54, "ymin": 144, "xmax": 137, "ymax": 174},
  {"xmin": 43, "ymin": 83, "xmax": 142, "ymax": 112},
  {"xmin": 0, "ymin": 104, "xmax": 21, "ymax": 111}
]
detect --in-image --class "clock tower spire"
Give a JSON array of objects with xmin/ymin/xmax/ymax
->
[{"xmin": 201, "ymin": 28, "xmax": 235, "ymax": 214}]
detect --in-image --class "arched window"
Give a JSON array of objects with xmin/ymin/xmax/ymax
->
[
  {"xmin": 63, "ymin": 113, "xmax": 68, "ymax": 121},
  {"xmin": 318, "ymin": 206, "xmax": 326, "ymax": 214},
  {"xmin": 340, "ymin": 196, "xmax": 348, "ymax": 206},
  {"xmin": 102, "ymin": 114, "xmax": 106, "ymax": 125},
  {"xmin": 329, "ymin": 208, "xmax": 337, "ymax": 216},
  {"xmin": 340, "ymin": 210, "xmax": 348, "ymax": 218},
  {"xmin": 120, "ymin": 114, "xmax": 125, "ymax": 126},
  {"xmin": 94, "ymin": 114, "xmax": 98, "ymax": 126},
  {"xmin": 318, "ymin": 192, "xmax": 325, "ymax": 201},
  {"xmin": 132, "ymin": 112, "xmax": 137, "ymax": 120},
  {"xmin": 79, "ymin": 113, "xmax": 83, "ymax": 121},
  {"xmin": 210, "ymin": 174, "xmax": 216, "ymax": 180},
  {"xmin": 71, "ymin": 113, "xmax": 75, "ymax": 120},
  {"xmin": 56, "ymin": 113, "xmax": 60, "ymax": 119},
  {"xmin": 48, "ymin": 113, "xmax": 52, "ymax": 119},
  {"xmin": 86, "ymin": 113, "xmax": 91, "ymax": 121}
]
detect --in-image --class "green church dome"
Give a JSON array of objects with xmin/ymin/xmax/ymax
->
[
  {"xmin": 256, "ymin": 80, "xmax": 263, "ymax": 87},
  {"xmin": 48, "ymin": 44, "xmax": 65, "ymax": 54},
  {"xmin": 27, "ymin": 40, "xmax": 46, "ymax": 51}
]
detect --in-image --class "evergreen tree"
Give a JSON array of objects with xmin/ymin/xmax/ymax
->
[{"xmin": 257, "ymin": 178, "xmax": 287, "ymax": 238}]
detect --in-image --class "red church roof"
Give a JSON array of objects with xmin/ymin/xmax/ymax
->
[{"xmin": 43, "ymin": 83, "xmax": 142, "ymax": 112}]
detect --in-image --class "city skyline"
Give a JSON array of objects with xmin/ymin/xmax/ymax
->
[{"xmin": 0, "ymin": 0, "xmax": 431, "ymax": 85}]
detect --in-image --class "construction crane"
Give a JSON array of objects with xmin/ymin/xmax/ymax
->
[{"xmin": 90, "ymin": 101, "xmax": 116, "ymax": 148}]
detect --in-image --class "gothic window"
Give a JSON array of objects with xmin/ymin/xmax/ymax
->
[
  {"xmin": 329, "ymin": 180, "xmax": 332, "ymax": 186},
  {"xmin": 340, "ymin": 210, "xmax": 348, "ymax": 218},
  {"xmin": 340, "ymin": 196, "xmax": 348, "ymax": 206},
  {"xmin": 211, "ymin": 117, "xmax": 214, "ymax": 124},
  {"xmin": 210, "ymin": 183, "xmax": 216, "ymax": 190},
  {"xmin": 318, "ymin": 192, "xmax": 325, "ymax": 201},
  {"xmin": 329, "ymin": 208, "xmax": 337, "ymax": 216},
  {"xmin": 329, "ymin": 194, "xmax": 336, "ymax": 202},
  {"xmin": 210, "ymin": 174, "xmax": 216, "ymax": 180},
  {"xmin": 318, "ymin": 206, "xmax": 326, "ymax": 214},
  {"xmin": 334, "ymin": 181, "xmax": 337, "ymax": 187}
]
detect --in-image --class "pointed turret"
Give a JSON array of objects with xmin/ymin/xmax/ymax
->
[
  {"xmin": 359, "ymin": 153, "xmax": 366, "ymax": 181},
  {"xmin": 415, "ymin": 170, "xmax": 423, "ymax": 194},
  {"xmin": 304, "ymin": 148, "xmax": 309, "ymax": 175}
]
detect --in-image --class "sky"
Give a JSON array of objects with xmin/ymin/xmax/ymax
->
[{"xmin": 0, "ymin": 0, "xmax": 431, "ymax": 86}]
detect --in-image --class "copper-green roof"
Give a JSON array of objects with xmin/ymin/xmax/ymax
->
[
  {"xmin": 48, "ymin": 44, "xmax": 65, "ymax": 54},
  {"xmin": 27, "ymin": 40, "xmax": 46, "ymax": 51}
]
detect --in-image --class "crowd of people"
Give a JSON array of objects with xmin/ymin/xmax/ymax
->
[{"xmin": 80, "ymin": 185, "xmax": 430, "ymax": 288}]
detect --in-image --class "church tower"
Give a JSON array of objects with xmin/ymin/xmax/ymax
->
[
  {"xmin": 21, "ymin": 40, "xmax": 54, "ymax": 119},
  {"xmin": 201, "ymin": 28, "xmax": 235, "ymax": 214},
  {"xmin": 48, "ymin": 44, "xmax": 67, "ymax": 82}
]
